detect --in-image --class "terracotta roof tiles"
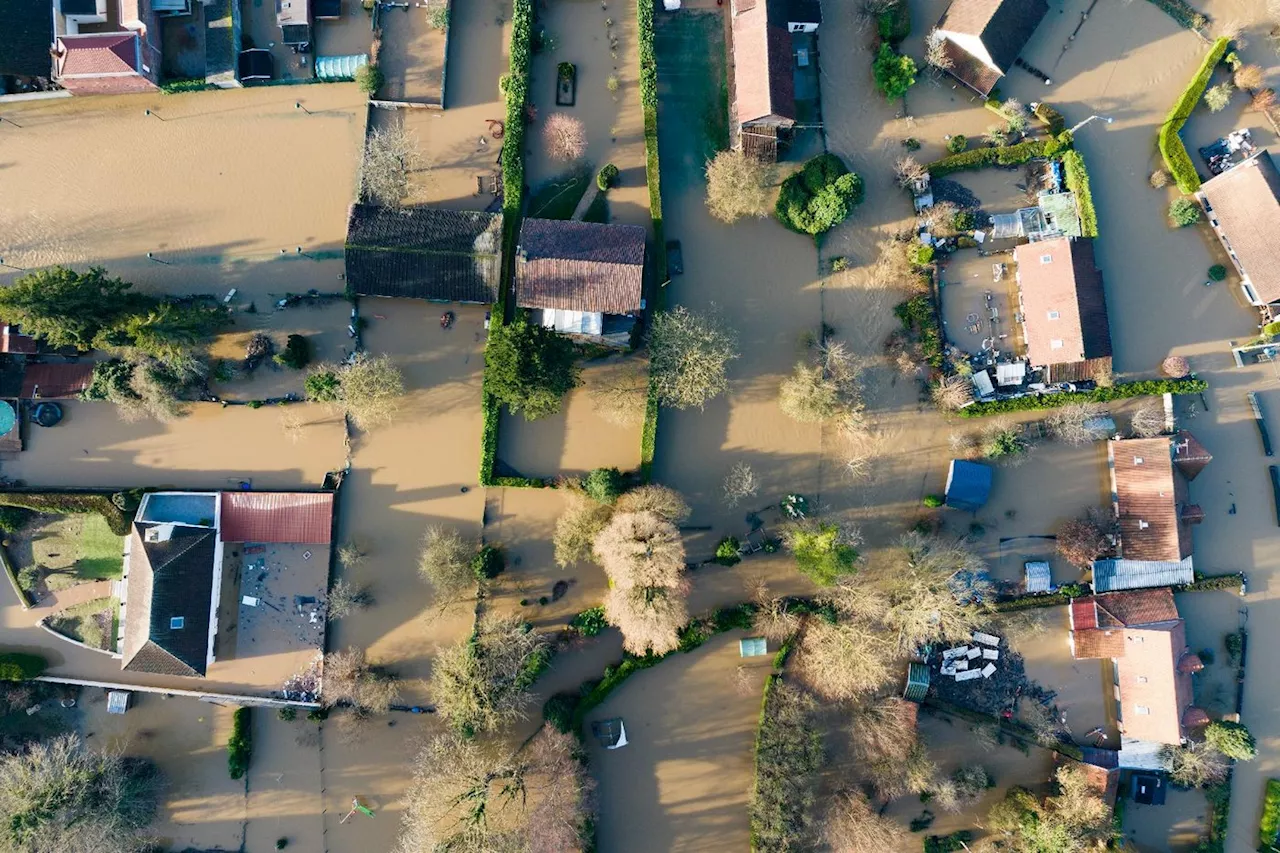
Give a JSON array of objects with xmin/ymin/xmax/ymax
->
[
  {"xmin": 1200, "ymin": 150, "xmax": 1280, "ymax": 304},
  {"xmin": 515, "ymin": 219, "xmax": 646, "ymax": 314},
  {"xmin": 1110, "ymin": 438, "xmax": 1192, "ymax": 563},
  {"xmin": 219, "ymin": 492, "xmax": 333, "ymax": 544},
  {"xmin": 732, "ymin": 0, "xmax": 795, "ymax": 125},
  {"xmin": 1014, "ymin": 238, "xmax": 1112, "ymax": 372}
]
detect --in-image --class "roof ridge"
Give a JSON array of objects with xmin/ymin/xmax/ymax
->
[{"xmin": 150, "ymin": 527, "xmax": 215, "ymax": 573}]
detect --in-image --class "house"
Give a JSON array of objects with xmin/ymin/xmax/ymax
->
[
  {"xmin": 785, "ymin": 0, "xmax": 821, "ymax": 32},
  {"xmin": 0, "ymin": 0, "xmax": 56, "ymax": 79},
  {"xmin": 515, "ymin": 218, "xmax": 645, "ymax": 344},
  {"xmin": 345, "ymin": 204, "xmax": 503, "ymax": 303},
  {"xmin": 122, "ymin": 491, "xmax": 333, "ymax": 678},
  {"xmin": 933, "ymin": 0, "xmax": 1049, "ymax": 97},
  {"xmin": 1069, "ymin": 589, "xmax": 1205, "ymax": 764},
  {"xmin": 731, "ymin": 0, "xmax": 800, "ymax": 158},
  {"xmin": 1013, "ymin": 237, "xmax": 1113, "ymax": 384},
  {"xmin": 1094, "ymin": 432, "xmax": 1211, "ymax": 591},
  {"xmin": 944, "ymin": 459, "xmax": 992, "ymax": 511},
  {"xmin": 1197, "ymin": 149, "xmax": 1280, "ymax": 309},
  {"xmin": 50, "ymin": 0, "xmax": 177, "ymax": 95}
]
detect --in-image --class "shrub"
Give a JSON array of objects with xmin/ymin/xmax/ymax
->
[
  {"xmin": 1266, "ymin": 321, "xmax": 1280, "ymax": 338},
  {"xmin": 273, "ymin": 334, "xmax": 311, "ymax": 370},
  {"xmin": 596, "ymin": 163, "xmax": 619, "ymax": 191},
  {"xmin": 1061, "ymin": 149, "xmax": 1098, "ymax": 238},
  {"xmin": 0, "ymin": 506, "xmax": 30, "ymax": 534},
  {"xmin": 1204, "ymin": 720, "xmax": 1256, "ymax": 760},
  {"xmin": 582, "ymin": 467, "xmax": 625, "ymax": 504},
  {"xmin": 715, "ymin": 537, "xmax": 741, "ymax": 566},
  {"xmin": 1208, "ymin": 263, "xmax": 1227, "ymax": 281},
  {"xmin": 946, "ymin": 134, "xmax": 967, "ymax": 154},
  {"xmin": 910, "ymin": 244, "xmax": 935, "ymax": 267},
  {"xmin": 923, "ymin": 494, "xmax": 944, "ymax": 508},
  {"xmin": 959, "ymin": 378, "xmax": 1208, "ymax": 417},
  {"xmin": 470, "ymin": 544, "xmax": 505, "ymax": 581},
  {"xmin": 1159, "ymin": 37, "xmax": 1230, "ymax": 193},
  {"xmin": 925, "ymin": 139, "xmax": 1047, "ymax": 177},
  {"xmin": 0, "ymin": 652, "xmax": 45, "ymax": 681},
  {"xmin": 277, "ymin": 707, "xmax": 296, "ymax": 722},
  {"xmin": 783, "ymin": 520, "xmax": 858, "ymax": 585},
  {"xmin": 1260, "ymin": 778, "xmax": 1280, "ymax": 849},
  {"xmin": 774, "ymin": 153, "xmax": 865, "ymax": 236},
  {"xmin": 894, "ymin": 294, "xmax": 943, "ymax": 370},
  {"xmin": 228, "ymin": 706, "xmax": 251, "ymax": 779},
  {"xmin": 355, "ymin": 63, "xmax": 383, "ymax": 95},
  {"xmin": 485, "ymin": 318, "xmax": 581, "ymax": 420},
  {"xmin": 1203, "ymin": 82, "xmax": 1233, "ymax": 112},
  {"xmin": 304, "ymin": 370, "xmax": 340, "ymax": 402},
  {"xmin": 952, "ymin": 210, "xmax": 976, "ymax": 231},
  {"xmin": 543, "ymin": 692, "xmax": 580, "ymax": 734},
  {"xmin": 873, "ymin": 43, "xmax": 917, "ymax": 100},
  {"xmin": 1033, "ymin": 102, "xmax": 1065, "ymax": 135},
  {"xmin": 876, "ymin": 0, "xmax": 910, "ymax": 43},
  {"xmin": 1169, "ymin": 197, "xmax": 1202, "ymax": 227},
  {"xmin": 570, "ymin": 605, "xmax": 608, "ymax": 636}
]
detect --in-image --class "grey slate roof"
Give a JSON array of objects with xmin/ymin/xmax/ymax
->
[
  {"xmin": 345, "ymin": 204, "xmax": 503, "ymax": 303},
  {"xmin": 1091, "ymin": 558, "xmax": 1194, "ymax": 593},
  {"xmin": 123, "ymin": 523, "xmax": 217, "ymax": 678},
  {"xmin": 515, "ymin": 218, "xmax": 646, "ymax": 314},
  {"xmin": 0, "ymin": 0, "xmax": 54, "ymax": 77},
  {"xmin": 937, "ymin": 0, "xmax": 1049, "ymax": 74}
]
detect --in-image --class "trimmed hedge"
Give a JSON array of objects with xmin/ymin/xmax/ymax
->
[
  {"xmin": 924, "ymin": 696, "xmax": 1084, "ymax": 761},
  {"xmin": 958, "ymin": 378, "xmax": 1208, "ymax": 417},
  {"xmin": 0, "ymin": 652, "xmax": 46, "ymax": 681},
  {"xmin": 1159, "ymin": 37, "xmax": 1230, "ymax": 194},
  {"xmin": 1259, "ymin": 778, "xmax": 1280, "ymax": 851},
  {"xmin": 926, "ymin": 139, "xmax": 1047, "ymax": 177},
  {"xmin": 637, "ymin": 0, "xmax": 665, "ymax": 483},
  {"xmin": 161, "ymin": 78, "xmax": 214, "ymax": 94},
  {"xmin": 1061, "ymin": 149, "xmax": 1098, "ymax": 238},
  {"xmin": 0, "ymin": 491, "xmax": 137, "ymax": 535},
  {"xmin": 1200, "ymin": 775, "xmax": 1231, "ymax": 853},
  {"xmin": 1034, "ymin": 103, "xmax": 1065, "ymax": 135},
  {"xmin": 1145, "ymin": 0, "xmax": 1208, "ymax": 31},
  {"xmin": 228, "ymin": 706, "xmax": 252, "ymax": 779},
  {"xmin": 1175, "ymin": 571, "xmax": 1245, "ymax": 592}
]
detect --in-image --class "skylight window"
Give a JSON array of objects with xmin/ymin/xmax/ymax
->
[
  {"xmin": 1040, "ymin": 254, "xmax": 1053, "ymax": 264},
  {"xmin": 170, "ymin": 617, "xmax": 185, "ymax": 630},
  {"xmin": 1050, "ymin": 339, "xmax": 1064, "ymax": 350},
  {"xmin": 1047, "ymin": 310, "xmax": 1060, "ymax": 320}
]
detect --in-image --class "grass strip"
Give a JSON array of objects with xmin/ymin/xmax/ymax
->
[
  {"xmin": 0, "ymin": 491, "xmax": 138, "ymax": 536},
  {"xmin": 1158, "ymin": 37, "xmax": 1230, "ymax": 194}
]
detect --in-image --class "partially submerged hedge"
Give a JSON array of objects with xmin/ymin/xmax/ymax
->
[
  {"xmin": 1145, "ymin": 0, "xmax": 1208, "ymax": 31},
  {"xmin": 228, "ymin": 706, "xmax": 252, "ymax": 779},
  {"xmin": 1174, "ymin": 571, "xmax": 1245, "ymax": 592},
  {"xmin": 0, "ymin": 652, "xmax": 46, "ymax": 681},
  {"xmin": 895, "ymin": 293, "xmax": 943, "ymax": 369},
  {"xmin": 1061, "ymin": 150, "xmax": 1098, "ymax": 238},
  {"xmin": 1259, "ymin": 779, "xmax": 1280, "ymax": 851},
  {"xmin": 1158, "ymin": 37, "xmax": 1230, "ymax": 194},
  {"xmin": 0, "ymin": 491, "xmax": 137, "ymax": 535},
  {"xmin": 1034, "ymin": 102, "xmax": 1065, "ymax": 135},
  {"xmin": 925, "ymin": 696, "xmax": 1085, "ymax": 761},
  {"xmin": 926, "ymin": 139, "xmax": 1047, "ymax": 177},
  {"xmin": 959, "ymin": 378, "xmax": 1208, "ymax": 417},
  {"xmin": 637, "ymin": 0, "xmax": 665, "ymax": 482}
]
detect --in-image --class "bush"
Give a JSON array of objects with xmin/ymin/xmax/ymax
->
[
  {"xmin": 273, "ymin": 334, "xmax": 311, "ymax": 370},
  {"xmin": 470, "ymin": 544, "xmax": 505, "ymax": 580},
  {"xmin": 876, "ymin": 0, "xmax": 910, "ymax": 43},
  {"xmin": 714, "ymin": 537, "xmax": 741, "ymax": 566},
  {"xmin": 0, "ymin": 506, "xmax": 30, "ymax": 534},
  {"xmin": 873, "ymin": 43, "xmax": 916, "ymax": 100},
  {"xmin": 1259, "ymin": 778, "xmax": 1280, "ymax": 849},
  {"xmin": 1208, "ymin": 263, "xmax": 1227, "ymax": 281},
  {"xmin": 355, "ymin": 63, "xmax": 384, "ymax": 95},
  {"xmin": 785, "ymin": 520, "xmax": 857, "ymax": 586},
  {"xmin": 0, "ymin": 652, "xmax": 45, "ymax": 681},
  {"xmin": 543, "ymin": 691, "xmax": 580, "ymax": 734},
  {"xmin": 1061, "ymin": 149, "xmax": 1098, "ymax": 238},
  {"xmin": 1204, "ymin": 720, "xmax": 1256, "ymax": 760},
  {"xmin": 570, "ymin": 605, "xmax": 608, "ymax": 636},
  {"xmin": 923, "ymin": 494, "xmax": 943, "ymax": 508},
  {"xmin": 1169, "ymin": 197, "xmax": 1202, "ymax": 227},
  {"xmin": 894, "ymin": 294, "xmax": 943, "ymax": 370},
  {"xmin": 582, "ymin": 467, "xmax": 625, "ymax": 504},
  {"xmin": 1033, "ymin": 102, "xmax": 1065, "ymax": 135},
  {"xmin": 926, "ymin": 139, "xmax": 1047, "ymax": 177},
  {"xmin": 162, "ymin": 77, "xmax": 214, "ymax": 94},
  {"xmin": 952, "ymin": 210, "xmax": 976, "ymax": 231},
  {"xmin": 1159, "ymin": 37, "xmax": 1230, "ymax": 193},
  {"xmin": 959, "ymin": 378, "xmax": 1208, "ymax": 417},
  {"xmin": 228, "ymin": 706, "xmax": 251, "ymax": 779},
  {"xmin": 946, "ymin": 134, "xmax": 967, "ymax": 154},
  {"xmin": 597, "ymin": 163, "xmax": 619, "ymax": 191},
  {"xmin": 774, "ymin": 153, "xmax": 865, "ymax": 236},
  {"xmin": 485, "ymin": 318, "xmax": 581, "ymax": 420},
  {"xmin": 910, "ymin": 244, "xmax": 935, "ymax": 267},
  {"xmin": 304, "ymin": 370, "xmax": 340, "ymax": 402},
  {"xmin": 277, "ymin": 707, "xmax": 296, "ymax": 722}
]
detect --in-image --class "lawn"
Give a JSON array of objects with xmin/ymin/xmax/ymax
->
[
  {"xmin": 527, "ymin": 168, "xmax": 591, "ymax": 220},
  {"xmin": 47, "ymin": 596, "xmax": 118, "ymax": 651},
  {"xmin": 21, "ymin": 513, "xmax": 124, "ymax": 593}
]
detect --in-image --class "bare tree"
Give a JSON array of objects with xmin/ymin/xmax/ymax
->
[
  {"xmin": 335, "ymin": 352, "xmax": 406, "ymax": 430},
  {"xmin": 1149, "ymin": 169, "xmax": 1171, "ymax": 189},
  {"xmin": 984, "ymin": 124, "xmax": 1009, "ymax": 147},
  {"xmin": 417, "ymin": 525, "xmax": 476, "ymax": 604},
  {"xmin": 554, "ymin": 492, "xmax": 613, "ymax": 567},
  {"xmin": 1204, "ymin": 82, "xmax": 1234, "ymax": 112},
  {"xmin": 614, "ymin": 484, "xmax": 691, "ymax": 523},
  {"xmin": 648, "ymin": 306, "xmax": 739, "ymax": 410},
  {"xmin": 919, "ymin": 200, "xmax": 960, "ymax": 237},
  {"xmin": 894, "ymin": 155, "xmax": 928, "ymax": 189},
  {"xmin": 1251, "ymin": 87, "xmax": 1278, "ymax": 113},
  {"xmin": 394, "ymin": 728, "xmax": 594, "ymax": 853},
  {"xmin": 796, "ymin": 618, "xmax": 894, "ymax": 701},
  {"xmin": 328, "ymin": 578, "xmax": 372, "ymax": 619},
  {"xmin": 1161, "ymin": 355, "xmax": 1191, "ymax": 378},
  {"xmin": 1235, "ymin": 64, "xmax": 1265, "ymax": 91},
  {"xmin": 846, "ymin": 698, "xmax": 932, "ymax": 799},
  {"xmin": 925, "ymin": 29, "xmax": 953, "ymax": 71},
  {"xmin": 824, "ymin": 790, "xmax": 911, "ymax": 851},
  {"xmin": 1000, "ymin": 98, "xmax": 1028, "ymax": 134},
  {"xmin": 588, "ymin": 360, "xmax": 649, "ymax": 426},
  {"xmin": 431, "ymin": 614, "xmax": 550, "ymax": 735},
  {"xmin": 1161, "ymin": 742, "xmax": 1229, "ymax": 787},
  {"xmin": 604, "ymin": 585, "xmax": 688, "ymax": 655},
  {"xmin": 323, "ymin": 647, "xmax": 400, "ymax": 714},
  {"xmin": 932, "ymin": 375, "xmax": 974, "ymax": 411},
  {"xmin": 723, "ymin": 461, "xmax": 760, "ymax": 508},
  {"xmin": 1130, "ymin": 400, "xmax": 1166, "ymax": 438},
  {"xmin": 360, "ymin": 124, "xmax": 422, "ymax": 207},
  {"xmin": 543, "ymin": 113, "xmax": 588, "ymax": 161},
  {"xmin": 593, "ymin": 511, "xmax": 686, "ymax": 590},
  {"xmin": 705, "ymin": 149, "xmax": 775, "ymax": 222},
  {"xmin": 779, "ymin": 342, "xmax": 864, "ymax": 430},
  {"xmin": 338, "ymin": 539, "xmax": 367, "ymax": 569},
  {"xmin": 749, "ymin": 579, "xmax": 800, "ymax": 643},
  {"xmin": 933, "ymin": 765, "xmax": 990, "ymax": 813},
  {"xmin": 1056, "ymin": 510, "xmax": 1112, "ymax": 568},
  {"xmin": 1044, "ymin": 401, "xmax": 1108, "ymax": 445}
]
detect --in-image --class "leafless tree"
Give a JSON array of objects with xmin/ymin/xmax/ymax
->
[
  {"xmin": 1204, "ymin": 82, "xmax": 1234, "ymax": 112},
  {"xmin": 925, "ymin": 29, "xmax": 953, "ymax": 71},
  {"xmin": 846, "ymin": 698, "xmax": 932, "ymax": 799},
  {"xmin": 1000, "ymin": 98, "xmax": 1028, "ymax": 134},
  {"xmin": 1251, "ymin": 87, "xmax": 1278, "ymax": 112},
  {"xmin": 824, "ymin": 789, "xmax": 911, "ymax": 851},
  {"xmin": 614, "ymin": 484, "xmax": 691, "ymax": 523},
  {"xmin": 327, "ymin": 578, "xmax": 372, "ymax": 619},
  {"xmin": 919, "ymin": 200, "xmax": 960, "ymax": 237},
  {"xmin": 1044, "ymin": 401, "xmax": 1108, "ymax": 445},
  {"xmin": 554, "ymin": 491, "xmax": 613, "ymax": 567},
  {"xmin": 1131, "ymin": 400, "xmax": 1166, "ymax": 438},
  {"xmin": 334, "ymin": 352, "xmax": 406, "ymax": 430},
  {"xmin": 604, "ymin": 585, "xmax": 688, "ymax": 655},
  {"xmin": 360, "ymin": 124, "xmax": 422, "ymax": 207},
  {"xmin": 1161, "ymin": 742, "xmax": 1230, "ymax": 787},
  {"xmin": 338, "ymin": 539, "xmax": 367, "ymax": 569},
  {"xmin": 1235, "ymin": 64, "xmax": 1265, "ymax": 90},
  {"xmin": 932, "ymin": 375, "xmax": 974, "ymax": 411},
  {"xmin": 543, "ymin": 113, "xmax": 588, "ymax": 161},
  {"xmin": 323, "ymin": 647, "xmax": 400, "ymax": 714},
  {"xmin": 394, "ymin": 728, "xmax": 594, "ymax": 853},
  {"xmin": 1149, "ymin": 169, "xmax": 1171, "ymax": 189},
  {"xmin": 418, "ymin": 525, "xmax": 476, "ymax": 605},
  {"xmin": 1092, "ymin": 362, "xmax": 1115, "ymax": 388},
  {"xmin": 1056, "ymin": 510, "xmax": 1112, "ymax": 568},
  {"xmin": 705, "ymin": 149, "xmax": 775, "ymax": 222},
  {"xmin": 588, "ymin": 360, "xmax": 649, "ymax": 426},
  {"xmin": 749, "ymin": 579, "xmax": 800, "ymax": 643},
  {"xmin": 984, "ymin": 124, "xmax": 1009, "ymax": 147},
  {"xmin": 593, "ymin": 511, "xmax": 686, "ymax": 590},
  {"xmin": 648, "ymin": 306, "xmax": 739, "ymax": 410},
  {"xmin": 779, "ymin": 342, "xmax": 865, "ymax": 430},
  {"xmin": 894, "ymin": 155, "xmax": 928, "ymax": 189},
  {"xmin": 723, "ymin": 461, "xmax": 760, "ymax": 508},
  {"xmin": 796, "ymin": 618, "xmax": 894, "ymax": 701},
  {"xmin": 431, "ymin": 614, "xmax": 550, "ymax": 735},
  {"xmin": 1161, "ymin": 355, "xmax": 1191, "ymax": 378}
]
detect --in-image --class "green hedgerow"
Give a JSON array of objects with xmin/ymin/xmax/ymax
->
[
  {"xmin": 228, "ymin": 706, "xmax": 252, "ymax": 779},
  {"xmin": 0, "ymin": 653, "xmax": 46, "ymax": 681},
  {"xmin": 304, "ymin": 370, "xmax": 340, "ymax": 402}
]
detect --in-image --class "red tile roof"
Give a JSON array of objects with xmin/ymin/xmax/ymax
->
[
  {"xmin": 0, "ymin": 326, "xmax": 36, "ymax": 355},
  {"xmin": 1014, "ymin": 238, "xmax": 1112, "ymax": 371},
  {"xmin": 515, "ymin": 219, "xmax": 646, "ymax": 314},
  {"xmin": 219, "ymin": 492, "xmax": 333, "ymax": 544},
  {"xmin": 56, "ymin": 33, "xmax": 140, "ymax": 77},
  {"xmin": 1199, "ymin": 150, "xmax": 1280, "ymax": 304},
  {"xmin": 1109, "ymin": 438, "xmax": 1192, "ymax": 563},
  {"xmin": 732, "ymin": 0, "xmax": 795, "ymax": 126},
  {"xmin": 1117, "ymin": 622, "xmax": 1194, "ymax": 745},
  {"xmin": 21, "ymin": 362, "xmax": 94, "ymax": 399},
  {"xmin": 1172, "ymin": 430, "xmax": 1212, "ymax": 481}
]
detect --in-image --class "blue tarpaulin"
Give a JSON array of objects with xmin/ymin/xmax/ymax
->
[{"xmin": 945, "ymin": 459, "xmax": 993, "ymax": 511}]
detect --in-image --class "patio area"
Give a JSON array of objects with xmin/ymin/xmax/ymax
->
[{"xmin": 938, "ymin": 248, "xmax": 1023, "ymax": 360}]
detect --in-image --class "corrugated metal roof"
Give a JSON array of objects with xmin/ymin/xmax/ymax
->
[
  {"xmin": 1091, "ymin": 558, "xmax": 1193, "ymax": 592},
  {"xmin": 1024, "ymin": 561, "xmax": 1051, "ymax": 592},
  {"xmin": 22, "ymin": 362, "xmax": 95, "ymax": 399},
  {"xmin": 219, "ymin": 492, "xmax": 333, "ymax": 544}
]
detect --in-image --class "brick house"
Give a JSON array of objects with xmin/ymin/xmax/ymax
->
[
  {"xmin": 1012, "ymin": 236, "xmax": 1113, "ymax": 384},
  {"xmin": 51, "ymin": 0, "xmax": 171, "ymax": 94}
]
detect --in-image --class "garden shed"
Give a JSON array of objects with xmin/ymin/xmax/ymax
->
[
  {"xmin": 944, "ymin": 459, "xmax": 993, "ymax": 511},
  {"xmin": 1024, "ymin": 561, "xmax": 1051, "ymax": 593},
  {"xmin": 903, "ymin": 662, "xmax": 929, "ymax": 702}
]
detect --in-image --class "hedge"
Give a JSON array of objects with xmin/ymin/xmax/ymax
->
[
  {"xmin": 895, "ymin": 293, "xmax": 943, "ymax": 369},
  {"xmin": 0, "ymin": 653, "xmax": 46, "ymax": 681},
  {"xmin": 1061, "ymin": 150, "xmax": 1098, "ymax": 238},
  {"xmin": 0, "ymin": 490, "xmax": 138, "ymax": 535},
  {"xmin": 1199, "ymin": 775, "xmax": 1230, "ymax": 853},
  {"xmin": 637, "ymin": 0, "xmax": 666, "ymax": 483},
  {"xmin": 228, "ymin": 706, "xmax": 252, "ymax": 779},
  {"xmin": 1034, "ymin": 103, "xmax": 1065, "ymax": 135},
  {"xmin": 958, "ymin": 378, "xmax": 1208, "ymax": 417},
  {"xmin": 1146, "ymin": 0, "xmax": 1208, "ymax": 31},
  {"xmin": 926, "ymin": 139, "xmax": 1047, "ymax": 177},
  {"xmin": 924, "ymin": 696, "xmax": 1084, "ymax": 761},
  {"xmin": 1158, "ymin": 37, "xmax": 1230, "ymax": 194},
  {"xmin": 161, "ymin": 78, "xmax": 214, "ymax": 94},
  {"xmin": 1175, "ymin": 572, "xmax": 1245, "ymax": 592},
  {"xmin": 876, "ymin": 0, "xmax": 910, "ymax": 43},
  {"xmin": 1259, "ymin": 779, "xmax": 1280, "ymax": 851}
]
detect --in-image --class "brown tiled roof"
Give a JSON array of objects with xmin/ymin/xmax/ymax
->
[
  {"xmin": 21, "ymin": 362, "xmax": 94, "ymax": 399},
  {"xmin": 219, "ymin": 491, "xmax": 333, "ymax": 544},
  {"xmin": 1109, "ymin": 438, "xmax": 1192, "ymax": 563},
  {"xmin": 1015, "ymin": 238, "xmax": 1112, "ymax": 371},
  {"xmin": 937, "ymin": 0, "xmax": 1049, "ymax": 73},
  {"xmin": 515, "ymin": 219, "xmax": 646, "ymax": 315},
  {"xmin": 732, "ymin": 0, "xmax": 795, "ymax": 125},
  {"xmin": 1200, "ymin": 150, "xmax": 1280, "ymax": 304},
  {"xmin": 122, "ymin": 523, "xmax": 217, "ymax": 678},
  {"xmin": 1117, "ymin": 622, "xmax": 1193, "ymax": 745},
  {"xmin": 0, "ymin": 326, "xmax": 37, "ymax": 355},
  {"xmin": 1072, "ymin": 628, "xmax": 1126, "ymax": 659},
  {"xmin": 57, "ymin": 33, "xmax": 140, "ymax": 77},
  {"xmin": 1171, "ymin": 430, "xmax": 1212, "ymax": 481},
  {"xmin": 1071, "ymin": 590, "xmax": 1179, "ymax": 660},
  {"xmin": 940, "ymin": 38, "xmax": 1002, "ymax": 97}
]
